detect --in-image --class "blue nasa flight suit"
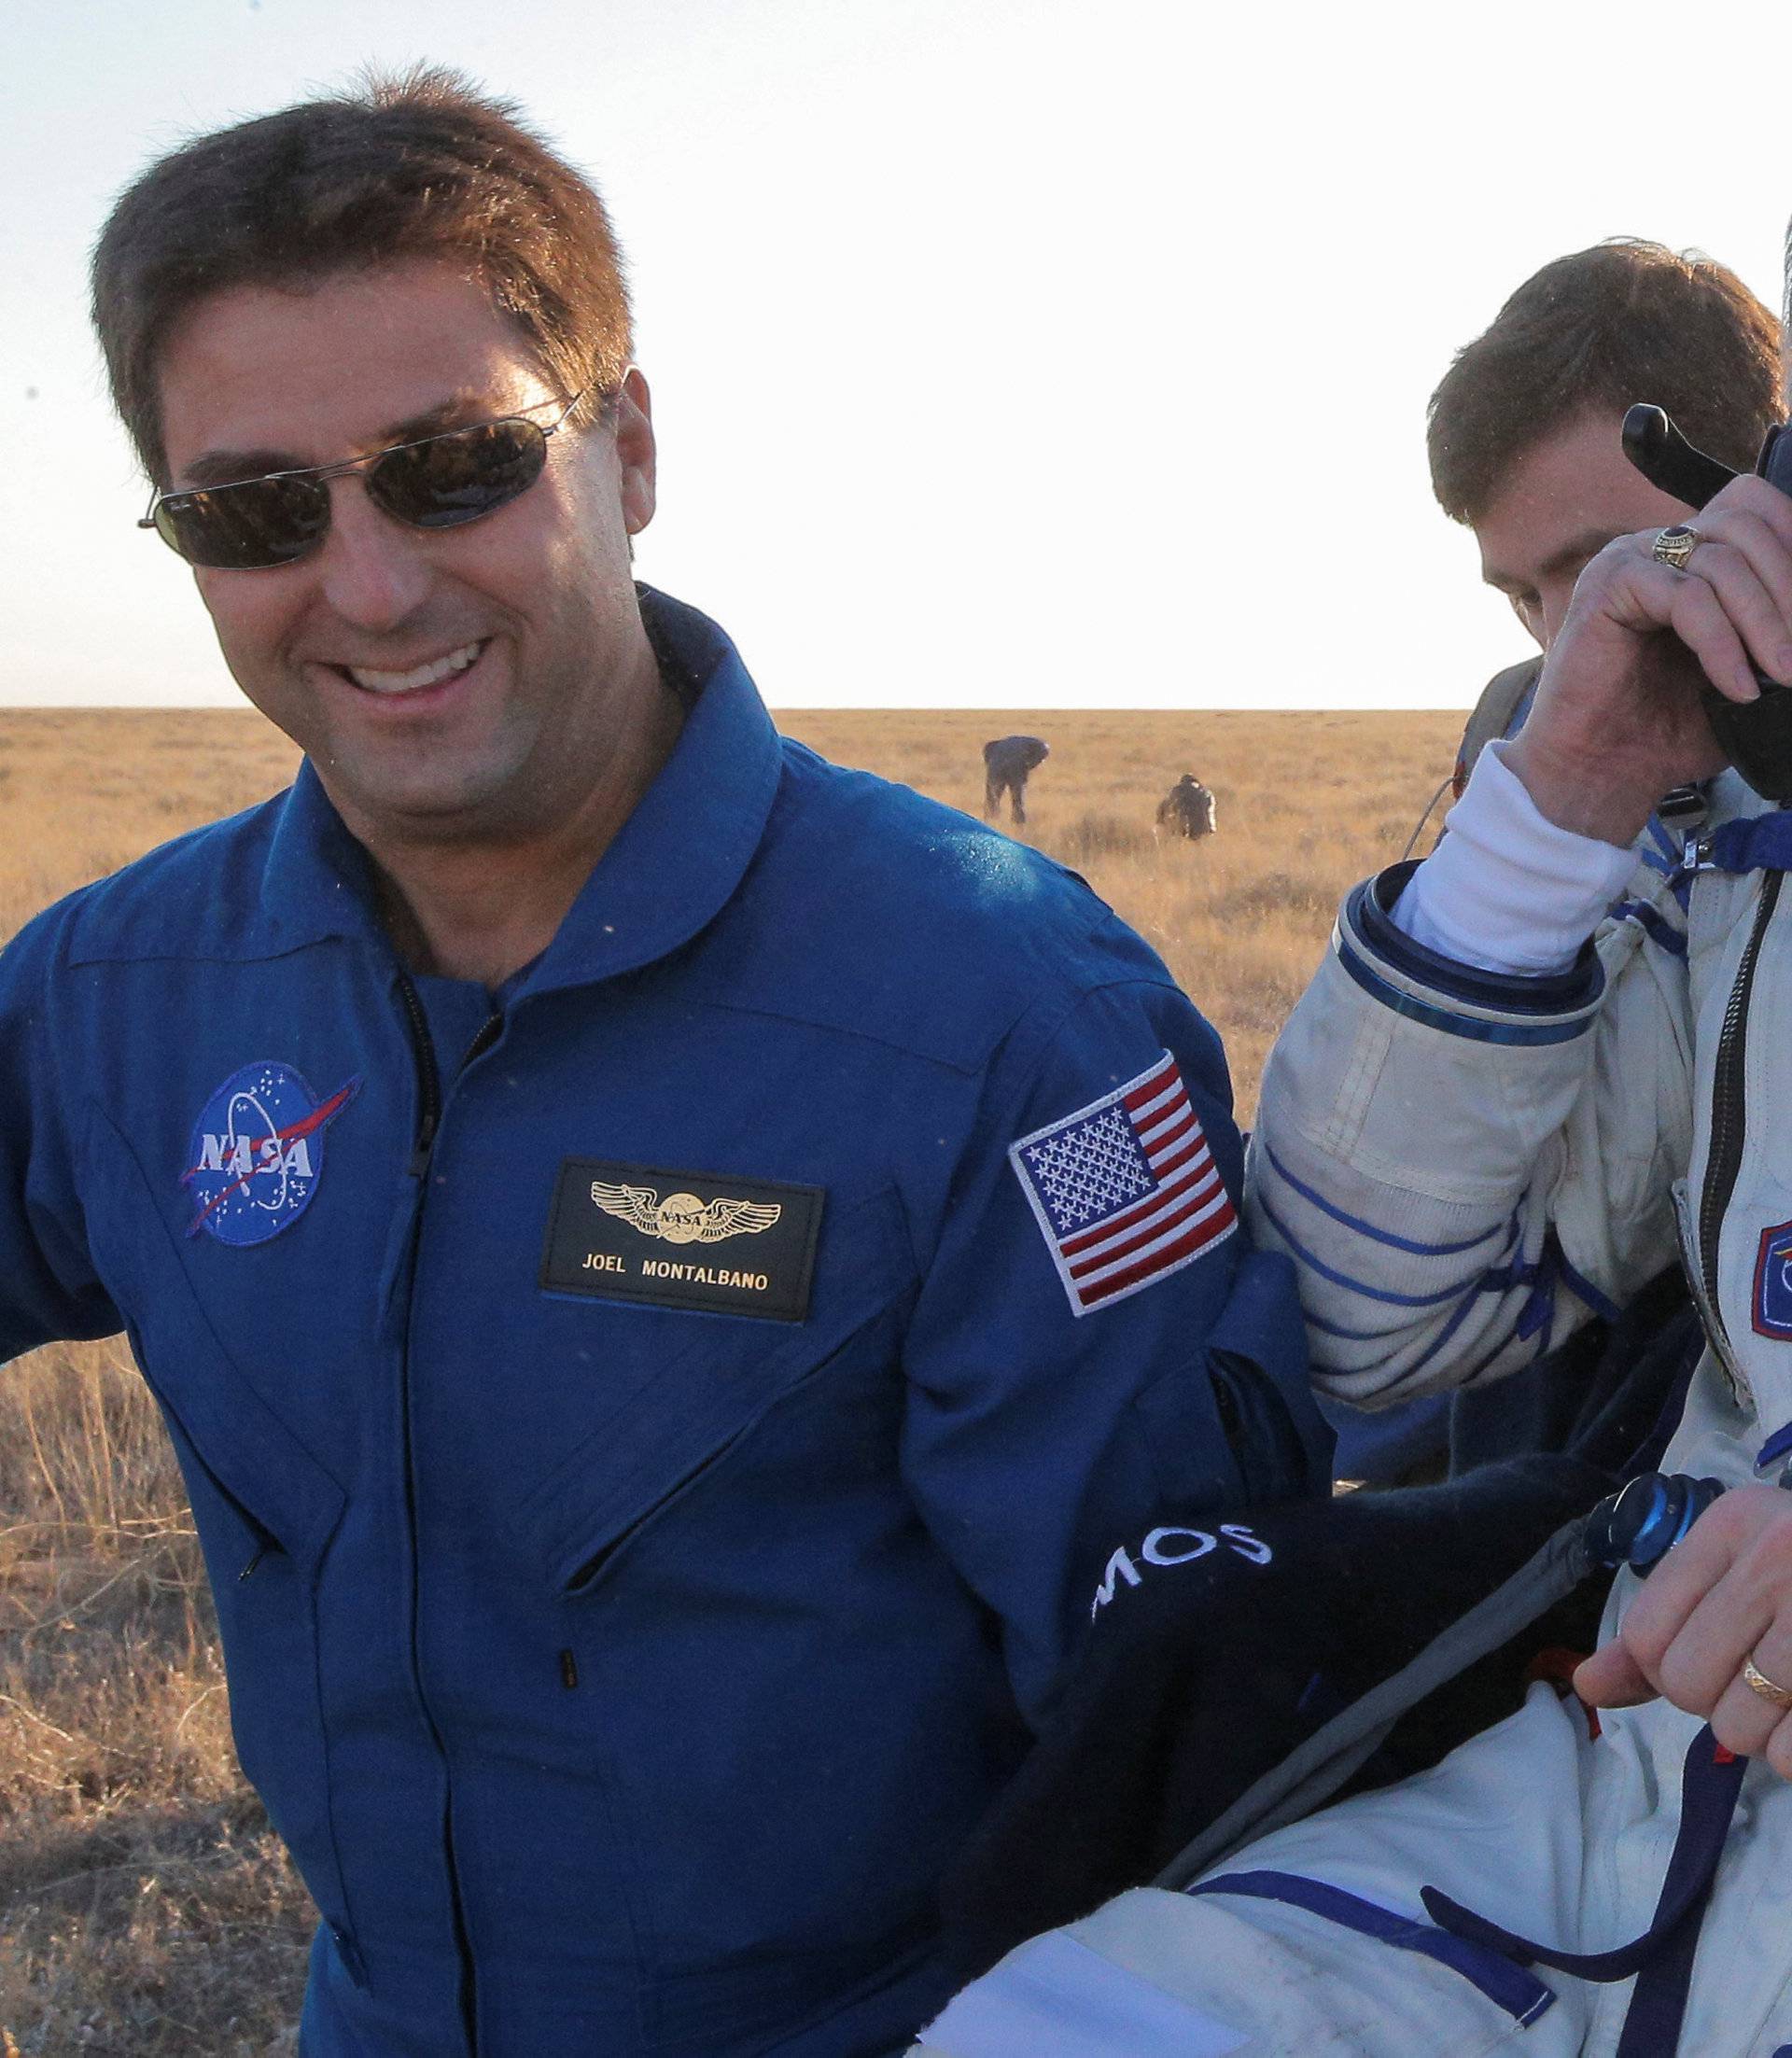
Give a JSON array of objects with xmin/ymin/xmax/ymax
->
[{"xmin": 0, "ymin": 591, "xmax": 1327, "ymax": 2056}]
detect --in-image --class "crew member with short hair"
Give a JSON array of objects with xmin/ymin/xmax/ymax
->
[{"xmin": 1330, "ymin": 239, "xmax": 1781, "ymax": 1486}]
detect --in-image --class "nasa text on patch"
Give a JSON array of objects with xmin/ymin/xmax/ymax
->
[
  {"xmin": 1009, "ymin": 1050, "xmax": 1236, "ymax": 1316},
  {"xmin": 182, "ymin": 1062, "xmax": 359, "ymax": 1247},
  {"xmin": 1754, "ymin": 1220, "xmax": 1792, "ymax": 1339},
  {"xmin": 541, "ymin": 1157, "xmax": 824, "ymax": 1322}
]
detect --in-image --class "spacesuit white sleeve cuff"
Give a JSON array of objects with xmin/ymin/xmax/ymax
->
[{"xmin": 1393, "ymin": 740, "xmax": 1637, "ymax": 975}]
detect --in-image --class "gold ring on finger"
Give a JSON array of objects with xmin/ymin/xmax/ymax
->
[
  {"xmin": 1651, "ymin": 524, "xmax": 1702, "ymax": 572},
  {"xmin": 1743, "ymin": 1651, "xmax": 1792, "ymax": 1709}
]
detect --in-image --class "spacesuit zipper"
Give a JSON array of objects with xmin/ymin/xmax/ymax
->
[
  {"xmin": 390, "ymin": 979, "xmax": 505, "ymax": 2051},
  {"xmin": 1698, "ymin": 871, "xmax": 1784, "ymax": 1339}
]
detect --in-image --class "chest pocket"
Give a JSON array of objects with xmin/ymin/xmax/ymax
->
[{"xmin": 521, "ymin": 1185, "xmax": 915, "ymax": 1593}]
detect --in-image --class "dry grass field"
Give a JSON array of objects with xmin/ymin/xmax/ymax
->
[{"xmin": 0, "ymin": 702, "xmax": 1462, "ymax": 2053}]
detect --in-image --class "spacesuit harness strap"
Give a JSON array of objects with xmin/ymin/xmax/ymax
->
[
  {"xmin": 1687, "ymin": 809, "xmax": 1792, "ymax": 875},
  {"xmin": 1421, "ymin": 1724, "xmax": 1742, "ymax": 1981}
]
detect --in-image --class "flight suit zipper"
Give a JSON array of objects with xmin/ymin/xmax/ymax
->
[
  {"xmin": 393, "ymin": 974, "xmax": 506, "ymax": 2049},
  {"xmin": 1698, "ymin": 870, "xmax": 1784, "ymax": 1352}
]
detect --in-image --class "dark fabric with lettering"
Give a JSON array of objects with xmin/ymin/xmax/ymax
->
[{"xmin": 941, "ymin": 1288, "xmax": 1700, "ymax": 1981}]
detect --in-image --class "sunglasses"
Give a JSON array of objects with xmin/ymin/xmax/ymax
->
[{"xmin": 140, "ymin": 389, "xmax": 588, "ymax": 570}]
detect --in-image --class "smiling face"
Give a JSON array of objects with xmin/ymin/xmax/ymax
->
[
  {"xmin": 155, "ymin": 259, "xmax": 659, "ymax": 852},
  {"xmin": 1473, "ymin": 408, "xmax": 1694, "ymax": 651}
]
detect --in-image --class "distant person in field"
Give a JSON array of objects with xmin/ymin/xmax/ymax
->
[
  {"xmin": 1156, "ymin": 773, "xmax": 1216, "ymax": 840},
  {"xmin": 1330, "ymin": 238, "xmax": 1782, "ymax": 1490},
  {"xmin": 982, "ymin": 733, "xmax": 1049, "ymax": 823},
  {"xmin": 11, "ymin": 68, "xmax": 1327, "ymax": 2055}
]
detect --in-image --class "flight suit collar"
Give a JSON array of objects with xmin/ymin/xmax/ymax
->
[
  {"xmin": 517, "ymin": 587, "xmax": 785, "ymax": 996},
  {"xmin": 258, "ymin": 587, "xmax": 785, "ymax": 988}
]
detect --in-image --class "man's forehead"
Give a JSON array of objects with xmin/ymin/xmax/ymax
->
[
  {"xmin": 157, "ymin": 262, "xmax": 551, "ymax": 476},
  {"xmin": 1474, "ymin": 410, "xmax": 1687, "ymax": 586}
]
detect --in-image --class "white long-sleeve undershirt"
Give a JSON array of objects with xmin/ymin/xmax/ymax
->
[{"xmin": 1392, "ymin": 740, "xmax": 1638, "ymax": 976}]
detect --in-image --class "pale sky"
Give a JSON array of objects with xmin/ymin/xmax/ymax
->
[{"xmin": 6, "ymin": 0, "xmax": 1788, "ymax": 710}]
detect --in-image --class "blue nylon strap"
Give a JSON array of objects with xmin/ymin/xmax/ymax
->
[
  {"xmin": 1609, "ymin": 898, "xmax": 1689, "ymax": 959},
  {"xmin": 1188, "ymin": 1870, "xmax": 1555, "ymax": 2025},
  {"xmin": 1613, "ymin": 1883, "xmax": 1702, "ymax": 2058},
  {"xmin": 1701, "ymin": 811, "xmax": 1792, "ymax": 875},
  {"xmin": 1422, "ymin": 1728, "xmax": 1744, "ymax": 1982},
  {"xmin": 1757, "ymin": 1421, "xmax": 1792, "ymax": 1471}
]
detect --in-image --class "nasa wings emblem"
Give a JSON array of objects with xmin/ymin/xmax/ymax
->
[
  {"xmin": 590, "ymin": 1182, "xmax": 782, "ymax": 1245},
  {"xmin": 182, "ymin": 1062, "xmax": 360, "ymax": 1246}
]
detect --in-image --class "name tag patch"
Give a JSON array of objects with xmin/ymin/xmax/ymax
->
[{"xmin": 541, "ymin": 1157, "xmax": 824, "ymax": 1322}]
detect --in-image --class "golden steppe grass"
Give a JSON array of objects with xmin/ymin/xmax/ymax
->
[{"xmin": 0, "ymin": 702, "xmax": 1461, "ymax": 2054}]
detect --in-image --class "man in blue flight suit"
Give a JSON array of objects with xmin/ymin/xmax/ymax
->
[{"xmin": 11, "ymin": 67, "xmax": 1329, "ymax": 2057}]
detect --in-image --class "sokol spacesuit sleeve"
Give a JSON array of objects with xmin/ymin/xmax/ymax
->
[
  {"xmin": 900, "ymin": 949, "xmax": 1331, "ymax": 1728},
  {"xmin": 0, "ymin": 903, "xmax": 122, "ymax": 1363},
  {"xmin": 1397, "ymin": 743, "xmax": 1637, "ymax": 973},
  {"xmin": 1245, "ymin": 805, "xmax": 1692, "ymax": 1408}
]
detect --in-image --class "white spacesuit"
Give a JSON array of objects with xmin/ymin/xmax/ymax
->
[{"xmin": 909, "ymin": 731, "xmax": 1792, "ymax": 2055}]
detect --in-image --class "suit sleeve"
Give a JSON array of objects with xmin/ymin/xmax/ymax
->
[
  {"xmin": 1246, "ymin": 855, "xmax": 1693, "ymax": 1408},
  {"xmin": 899, "ymin": 944, "xmax": 1331, "ymax": 1728},
  {"xmin": 0, "ymin": 903, "xmax": 122, "ymax": 1361}
]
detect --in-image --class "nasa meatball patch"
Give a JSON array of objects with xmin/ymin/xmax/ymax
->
[
  {"xmin": 181, "ymin": 1062, "xmax": 360, "ymax": 1246},
  {"xmin": 541, "ymin": 1156, "xmax": 824, "ymax": 1322}
]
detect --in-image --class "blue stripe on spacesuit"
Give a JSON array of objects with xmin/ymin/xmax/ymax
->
[
  {"xmin": 1306, "ymin": 1272, "xmax": 1518, "ymax": 1386},
  {"xmin": 1255, "ymin": 1197, "xmax": 1485, "ymax": 1309},
  {"xmin": 1187, "ymin": 1871, "xmax": 1555, "ymax": 2024},
  {"xmin": 1333, "ymin": 939, "xmax": 1594, "ymax": 1046},
  {"xmin": 1757, "ymin": 1422, "xmax": 1792, "ymax": 1470},
  {"xmin": 1609, "ymin": 899, "xmax": 1688, "ymax": 959},
  {"xmin": 1553, "ymin": 1245, "xmax": 1621, "ymax": 1324},
  {"xmin": 1258, "ymin": 1141, "xmax": 1503, "ymax": 1258}
]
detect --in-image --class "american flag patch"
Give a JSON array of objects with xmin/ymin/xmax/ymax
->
[{"xmin": 1009, "ymin": 1051, "xmax": 1236, "ymax": 1316}]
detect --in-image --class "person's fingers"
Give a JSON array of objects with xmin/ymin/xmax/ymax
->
[
  {"xmin": 1646, "ymin": 561, "xmax": 1762, "ymax": 704},
  {"xmin": 1574, "ymin": 1491, "xmax": 1762, "ymax": 1710},
  {"xmin": 1659, "ymin": 539, "xmax": 1792, "ymax": 690},
  {"xmin": 1691, "ymin": 505, "xmax": 1792, "ymax": 660},
  {"xmin": 1573, "ymin": 1638, "xmax": 1658, "ymax": 1708},
  {"xmin": 1708, "ymin": 1633, "xmax": 1792, "ymax": 1760},
  {"xmin": 1651, "ymin": 1563, "xmax": 1776, "ymax": 1715}
]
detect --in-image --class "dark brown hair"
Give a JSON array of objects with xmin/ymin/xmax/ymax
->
[
  {"xmin": 91, "ymin": 66, "xmax": 633, "ymax": 484},
  {"xmin": 1428, "ymin": 239, "xmax": 1782, "ymax": 525}
]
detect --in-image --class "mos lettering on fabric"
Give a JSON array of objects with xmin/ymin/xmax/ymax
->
[
  {"xmin": 541, "ymin": 1157, "xmax": 824, "ymax": 1322},
  {"xmin": 1009, "ymin": 1051, "xmax": 1236, "ymax": 1316}
]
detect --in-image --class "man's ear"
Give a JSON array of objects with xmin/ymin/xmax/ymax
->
[{"xmin": 616, "ymin": 368, "xmax": 656, "ymax": 536}]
